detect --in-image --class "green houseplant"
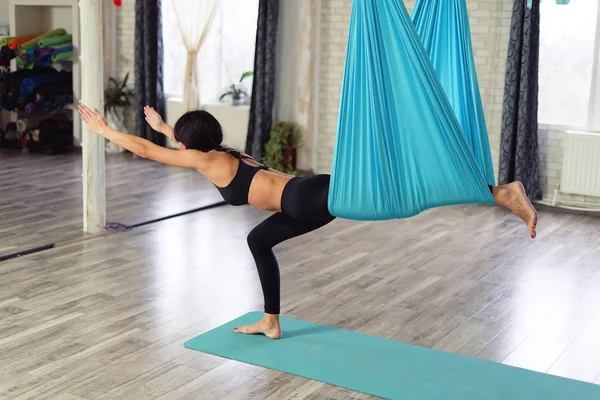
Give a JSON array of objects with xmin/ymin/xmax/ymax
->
[
  {"xmin": 264, "ymin": 122, "xmax": 304, "ymax": 174},
  {"xmin": 104, "ymin": 73, "xmax": 134, "ymax": 153},
  {"xmin": 219, "ymin": 71, "xmax": 253, "ymax": 105},
  {"xmin": 104, "ymin": 72, "xmax": 134, "ymax": 114}
]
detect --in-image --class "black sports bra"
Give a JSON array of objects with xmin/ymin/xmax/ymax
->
[{"xmin": 214, "ymin": 153, "xmax": 268, "ymax": 206}]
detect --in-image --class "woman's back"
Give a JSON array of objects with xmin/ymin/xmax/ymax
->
[{"xmin": 203, "ymin": 151, "xmax": 294, "ymax": 212}]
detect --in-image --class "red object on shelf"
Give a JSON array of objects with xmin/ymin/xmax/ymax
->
[{"xmin": 113, "ymin": 0, "xmax": 122, "ymax": 7}]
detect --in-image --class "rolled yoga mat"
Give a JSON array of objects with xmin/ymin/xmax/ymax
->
[
  {"xmin": 51, "ymin": 51, "xmax": 72, "ymax": 62},
  {"xmin": 15, "ymin": 57, "xmax": 34, "ymax": 70},
  {"xmin": 40, "ymin": 55, "xmax": 52, "ymax": 68},
  {"xmin": 39, "ymin": 45, "xmax": 71, "ymax": 67},
  {"xmin": 8, "ymin": 35, "xmax": 39, "ymax": 50},
  {"xmin": 19, "ymin": 28, "xmax": 66, "ymax": 53},
  {"xmin": 0, "ymin": 36, "xmax": 16, "ymax": 47},
  {"xmin": 39, "ymin": 34, "xmax": 72, "ymax": 48},
  {"xmin": 0, "ymin": 46, "xmax": 15, "ymax": 60},
  {"xmin": 42, "ymin": 94, "xmax": 73, "ymax": 112},
  {"xmin": 51, "ymin": 42, "xmax": 72, "ymax": 50},
  {"xmin": 20, "ymin": 71, "xmax": 71, "ymax": 94},
  {"xmin": 25, "ymin": 102, "xmax": 38, "ymax": 114},
  {"xmin": 26, "ymin": 47, "xmax": 40, "ymax": 60},
  {"xmin": 38, "ymin": 49, "xmax": 52, "ymax": 66},
  {"xmin": 51, "ymin": 44, "xmax": 73, "ymax": 55},
  {"xmin": 185, "ymin": 312, "xmax": 600, "ymax": 400}
]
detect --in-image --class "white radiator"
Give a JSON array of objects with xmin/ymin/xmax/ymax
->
[{"xmin": 560, "ymin": 130, "xmax": 600, "ymax": 197}]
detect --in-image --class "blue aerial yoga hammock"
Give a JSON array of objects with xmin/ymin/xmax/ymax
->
[
  {"xmin": 327, "ymin": 0, "xmax": 495, "ymax": 221},
  {"xmin": 412, "ymin": 0, "xmax": 496, "ymax": 187}
]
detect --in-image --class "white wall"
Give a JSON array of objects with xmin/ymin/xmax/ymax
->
[
  {"xmin": 115, "ymin": 1, "xmax": 136, "ymax": 135},
  {"xmin": 274, "ymin": 0, "xmax": 318, "ymax": 171},
  {"xmin": 0, "ymin": 0, "xmax": 9, "ymax": 27}
]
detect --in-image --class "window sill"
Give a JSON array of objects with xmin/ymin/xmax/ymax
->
[{"xmin": 538, "ymin": 123, "xmax": 596, "ymax": 132}]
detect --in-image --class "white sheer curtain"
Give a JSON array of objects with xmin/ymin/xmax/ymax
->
[{"xmin": 171, "ymin": 0, "xmax": 221, "ymax": 110}]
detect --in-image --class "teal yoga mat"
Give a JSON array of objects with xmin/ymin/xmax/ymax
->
[{"xmin": 184, "ymin": 312, "xmax": 600, "ymax": 400}]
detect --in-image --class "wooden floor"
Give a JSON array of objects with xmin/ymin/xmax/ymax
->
[
  {"xmin": 2, "ymin": 151, "xmax": 600, "ymax": 399},
  {"xmin": 0, "ymin": 149, "xmax": 222, "ymax": 258}
]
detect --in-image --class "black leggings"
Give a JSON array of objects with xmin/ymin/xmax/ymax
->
[{"xmin": 247, "ymin": 174, "xmax": 335, "ymax": 314}]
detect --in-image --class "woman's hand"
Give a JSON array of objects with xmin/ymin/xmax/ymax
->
[
  {"xmin": 78, "ymin": 104, "xmax": 109, "ymax": 135},
  {"xmin": 144, "ymin": 105, "xmax": 164, "ymax": 133}
]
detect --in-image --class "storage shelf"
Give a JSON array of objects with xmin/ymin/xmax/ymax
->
[{"xmin": 8, "ymin": 0, "xmax": 81, "ymax": 145}]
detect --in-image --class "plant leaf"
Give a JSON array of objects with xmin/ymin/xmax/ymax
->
[
  {"xmin": 219, "ymin": 91, "xmax": 233, "ymax": 100},
  {"xmin": 239, "ymin": 71, "xmax": 253, "ymax": 82}
]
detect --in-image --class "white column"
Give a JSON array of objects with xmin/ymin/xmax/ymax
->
[{"xmin": 79, "ymin": 0, "xmax": 106, "ymax": 233}]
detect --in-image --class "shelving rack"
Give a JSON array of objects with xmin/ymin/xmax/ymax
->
[{"xmin": 8, "ymin": 0, "xmax": 81, "ymax": 145}]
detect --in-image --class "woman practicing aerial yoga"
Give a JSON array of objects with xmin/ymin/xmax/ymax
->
[{"xmin": 77, "ymin": 104, "xmax": 537, "ymax": 340}]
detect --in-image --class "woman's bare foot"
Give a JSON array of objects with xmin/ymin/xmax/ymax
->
[
  {"xmin": 492, "ymin": 182, "xmax": 538, "ymax": 238},
  {"xmin": 233, "ymin": 313, "xmax": 282, "ymax": 339}
]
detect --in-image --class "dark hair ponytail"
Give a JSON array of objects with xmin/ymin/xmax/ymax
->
[
  {"xmin": 173, "ymin": 109, "xmax": 246, "ymax": 159},
  {"xmin": 214, "ymin": 145, "xmax": 243, "ymax": 159}
]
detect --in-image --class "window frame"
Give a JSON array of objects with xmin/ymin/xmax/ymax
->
[
  {"xmin": 538, "ymin": 0, "xmax": 600, "ymax": 132},
  {"xmin": 161, "ymin": 2, "xmax": 258, "ymax": 102}
]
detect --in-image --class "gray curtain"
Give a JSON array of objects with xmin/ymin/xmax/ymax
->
[
  {"xmin": 245, "ymin": 0, "xmax": 280, "ymax": 160},
  {"xmin": 498, "ymin": 0, "xmax": 542, "ymax": 200},
  {"xmin": 134, "ymin": 0, "xmax": 166, "ymax": 145}
]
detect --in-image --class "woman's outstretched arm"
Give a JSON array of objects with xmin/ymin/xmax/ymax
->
[
  {"xmin": 144, "ymin": 105, "xmax": 175, "ymax": 140},
  {"xmin": 78, "ymin": 104, "xmax": 211, "ymax": 170}
]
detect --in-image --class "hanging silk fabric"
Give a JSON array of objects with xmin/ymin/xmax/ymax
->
[
  {"xmin": 327, "ymin": 0, "xmax": 494, "ymax": 220},
  {"xmin": 412, "ymin": 0, "xmax": 495, "ymax": 186}
]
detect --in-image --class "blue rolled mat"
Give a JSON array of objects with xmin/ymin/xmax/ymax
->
[
  {"xmin": 26, "ymin": 47, "xmax": 40, "ymax": 60},
  {"xmin": 51, "ymin": 44, "xmax": 73, "ymax": 55},
  {"xmin": 20, "ymin": 72, "xmax": 71, "ymax": 94},
  {"xmin": 42, "ymin": 94, "xmax": 73, "ymax": 111},
  {"xmin": 40, "ymin": 55, "xmax": 52, "ymax": 68}
]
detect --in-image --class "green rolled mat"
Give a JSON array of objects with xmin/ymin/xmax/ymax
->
[
  {"xmin": 0, "ymin": 36, "xmax": 16, "ymax": 46},
  {"xmin": 19, "ymin": 28, "xmax": 66, "ymax": 53},
  {"xmin": 49, "ymin": 41, "xmax": 72, "ymax": 50},
  {"xmin": 15, "ymin": 57, "xmax": 34, "ymax": 69},
  {"xmin": 39, "ymin": 34, "xmax": 72, "ymax": 48},
  {"xmin": 51, "ymin": 50, "xmax": 73, "ymax": 62}
]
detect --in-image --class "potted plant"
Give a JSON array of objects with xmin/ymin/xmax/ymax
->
[
  {"xmin": 219, "ymin": 71, "xmax": 253, "ymax": 106},
  {"xmin": 104, "ymin": 72, "xmax": 134, "ymax": 153},
  {"xmin": 263, "ymin": 122, "xmax": 303, "ymax": 174}
]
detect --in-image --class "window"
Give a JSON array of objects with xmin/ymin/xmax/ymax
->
[
  {"xmin": 538, "ymin": 0, "xmax": 600, "ymax": 129},
  {"xmin": 162, "ymin": 0, "xmax": 259, "ymax": 103}
]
